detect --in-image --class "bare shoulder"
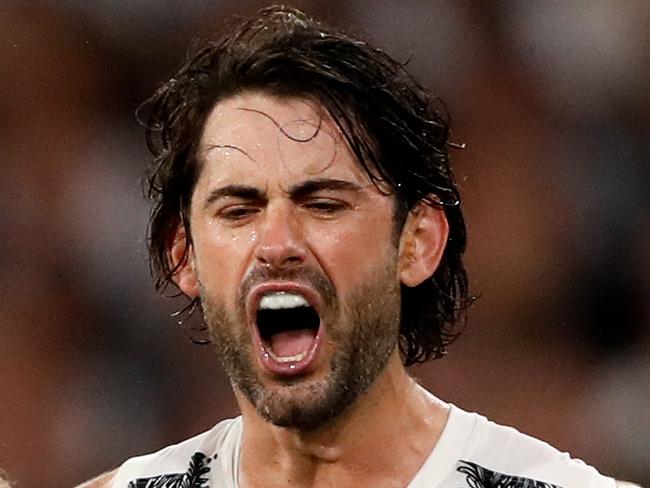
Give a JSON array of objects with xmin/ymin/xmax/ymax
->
[{"xmin": 74, "ymin": 469, "xmax": 118, "ymax": 488}]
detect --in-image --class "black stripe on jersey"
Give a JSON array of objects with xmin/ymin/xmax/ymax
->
[
  {"xmin": 457, "ymin": 460, "xmax": 563, "ymax": 488},
  {"xmin": 127, "ymin": 452, "xmax": 211, "ymax": 488}
]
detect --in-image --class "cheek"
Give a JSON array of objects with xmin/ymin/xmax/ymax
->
[
  {"xmin": 312, "ymin": 220, "xmax": 397, "ymax": 283},
  {"xmin": 192, "ymin": 227, "xmax": 257, "ymax": 295}
]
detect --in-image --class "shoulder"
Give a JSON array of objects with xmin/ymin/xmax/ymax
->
[{"xmin": 73, "ymin": 469, "xmax": 117, "ymax": 488}]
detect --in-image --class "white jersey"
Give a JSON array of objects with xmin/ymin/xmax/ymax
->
[{"xmin": 111, "ymin": 404, "xmax": 616, "ymax": 488}]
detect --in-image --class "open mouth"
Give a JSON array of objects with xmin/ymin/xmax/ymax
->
[{"xmin": 255, "ymin": 291, "xmax": 321, "ymax": 364}]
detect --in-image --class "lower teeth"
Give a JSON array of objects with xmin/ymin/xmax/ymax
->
[{"xmin": 267, "ymin": 349, "xmax": 308, "ymax": 363}]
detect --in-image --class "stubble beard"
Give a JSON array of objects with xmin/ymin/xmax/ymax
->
[{"xmin": 200, "ymin": 258, "xmax": 401, "ymax": 432}]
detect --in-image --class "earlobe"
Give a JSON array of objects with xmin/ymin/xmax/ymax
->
[
  {"xmin": 398, "ymin": 202, "xmax": 449, "ymax": 287},
  {"xmin": 169, "ymin": 225, "xmax": 200, "ymax": 298}
]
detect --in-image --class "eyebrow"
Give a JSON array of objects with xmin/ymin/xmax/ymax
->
[
  {"xmin": 203, "ymin": 178, "xmax": 365, "ymax": 209},
  {"xmin": 204, "ymin": 185, "xmax": 265, "ymax": 208},
  {"xmin": 287, "ymin": 178, "xmax": 364, "ymax": 200}
]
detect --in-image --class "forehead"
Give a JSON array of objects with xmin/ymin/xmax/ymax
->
[{"xmin": 198, "ymin": 91, "xmax": 371, "ymax": 184}]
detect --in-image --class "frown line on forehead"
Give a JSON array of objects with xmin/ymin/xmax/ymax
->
[
  {"xmin": 203, "ymin": 144, "xmax": 254, "ymax": 161},
  {"xmin": 237, "ymin": 107, "xmax": 324, "ymax": 144},
  {"xmin": 201, "ymin": 105, "xmax": 341, "ymax": 176}
]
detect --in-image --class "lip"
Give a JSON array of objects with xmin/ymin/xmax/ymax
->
[{"xmin": 246, "ymin": 282, "xmax": 325, "ymax": 377}]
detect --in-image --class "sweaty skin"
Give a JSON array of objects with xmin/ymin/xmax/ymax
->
[
  {"xmin": 175, "ymin": 92, "xmax": 452, "ymax": 488},
  {"xmin": 73, "ymin": 91, "xmax": 451, "ymax": 488}
]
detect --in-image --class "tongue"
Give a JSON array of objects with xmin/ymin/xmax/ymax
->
[{"xmin": 268, "ymin": 328, "xmax": 316, "ymax": 358}]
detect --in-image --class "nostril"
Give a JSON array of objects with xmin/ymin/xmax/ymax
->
[
  {"xmin": 255, "ymin": 244, "xmax": 305, "ymax": 269},
  {"xmin": 258, "ymin": 254, "xmax": 304, "ymax": 269}
]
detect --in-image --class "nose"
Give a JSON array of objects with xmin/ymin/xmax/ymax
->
[{"xmin": 253, "ymin": 203, "xmax": 307, "ymax": 270}]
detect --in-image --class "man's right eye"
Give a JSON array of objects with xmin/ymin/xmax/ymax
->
[{"xmin": 218, "ymin": 205, "xmax": 259, "ymax": 221}]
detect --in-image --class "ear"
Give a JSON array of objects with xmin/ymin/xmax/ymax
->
[
  {"xmin": 169, "ymin": 224, "xmax": 200, "ymax": 299},
  {"xmin": 398, "ymin": 202, "xmax": 449, "ymax": 287}
]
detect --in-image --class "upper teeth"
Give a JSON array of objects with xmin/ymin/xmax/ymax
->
[{"xmin": 259, "ymin": 292, "xmax": 309, "ymax": 310}]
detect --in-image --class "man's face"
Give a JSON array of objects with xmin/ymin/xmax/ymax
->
[{"xmin": 187, "ymin": 91, "xmax": 404, "ymax": 430}]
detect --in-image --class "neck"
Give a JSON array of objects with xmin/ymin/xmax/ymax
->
[{"xmin": 237, "ymin": 352, "xmax": 449, "ymax": 488}]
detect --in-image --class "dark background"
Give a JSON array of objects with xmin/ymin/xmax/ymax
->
[{"xmin": 1, "ymin": 1, "xmax": 648, "ymax": 486}]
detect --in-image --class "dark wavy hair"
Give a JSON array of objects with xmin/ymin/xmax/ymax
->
[{"xmin": 142, "ymin": 5, "xmax": 472, "ymax": 365}]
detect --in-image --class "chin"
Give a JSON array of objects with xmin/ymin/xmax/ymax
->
[{"xmin": 254, "ymin": 379, "xmax": 356, "ymax": 431}]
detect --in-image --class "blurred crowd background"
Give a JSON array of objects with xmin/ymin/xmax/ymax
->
[{"xmin": 1, "ymin": 1, "xmax": 649, "ymax": 486}]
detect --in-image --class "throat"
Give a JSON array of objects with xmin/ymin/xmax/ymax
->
[{"xmin": 240, "ymin": 435, "xmax": 343, "ymax": 488}]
